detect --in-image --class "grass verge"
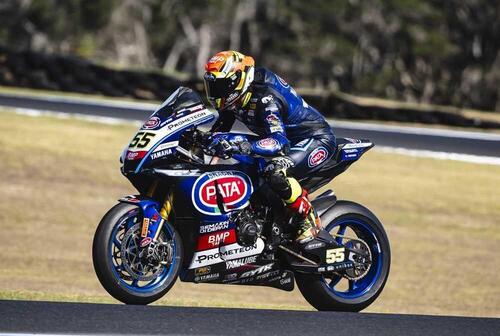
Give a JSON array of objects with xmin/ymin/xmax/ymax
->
[{"xmin": 0, "ymin": 110, "xmax": 498, "ymax": 317}]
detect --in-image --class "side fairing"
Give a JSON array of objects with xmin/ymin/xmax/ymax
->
[{"xmin": 122, "ymin": 105, "xmax": 214, "ymax": 174}]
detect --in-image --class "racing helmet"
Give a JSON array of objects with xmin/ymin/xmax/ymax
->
[{"xmin": 204, "ymin": 50, "xmax": 255, "ymax": 111}]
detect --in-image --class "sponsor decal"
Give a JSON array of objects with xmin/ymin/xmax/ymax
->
[
  {"xmin": 227, "ymin": 92, "xmax": 239, "ymax": 102},
  {"xmin": 194, "ymin": 266, "xmax": 211, "ymax": 276},
  {"xmin": 318, "ymin": 261, "xmax": 354, "ymax": 273},
  {"xmin": 141, "ymin": 218, "xmax": 150, "ymax": 237},
  {"xmin": 224, "ymin": 273, "xmax": 238, "ymax": 281},
  {"xmin": 276, "ymin": 75, "xmax": 289, "ymax": 87},
  {"xmin": 261, "ymin": 95, "xmax": 274, "ymax": 104},
  {"xmin": 197, "ymin": 229, "xmax": 237, "ymax": 250},
  {"xmin": 140, "ymin": 237, "xmax": 152, "ymax": 247},
  {"xmin": 256, "ymin": 138, "xmax": 279, "ymax": 150},
  {"xmin": 225, "ymin": 256, "xmax": 258, "ymax": 269},
  {"xmin": 305, "ymin": 241, "xmax": 325, "ymax": 251},
  {"xmin": 280, "ymin": 277, "xmax": 292, "ymax": 285},
  {"xmin": 194, "ymin": 273, "xmax": 219, "ymax": 282},
  {"xmin": 342, "ymin": 142, "xmax": 373, "ymax": 149},
  {"xmin": 151, "ymin": 213, "xmax": 159, "ymax": 222},
  {"xmin": 142, "ymin": 116, "xmax": 161, "ymax": 130},
  {"xmin": 135, "ymin": 109, "xmax": 213, "ymax": 153},
  {"xmin": 256, "ymin": 270, "xmax": 280, "ymax": 280},
  {"xmin": 126, "ymin": 150, "xmax": 147, "ymax": 160},
  {"xmin": 166, "ymin": 110, "xmax": 211, "ymax": 132},
  {"xmin": 120, "ymin": 195, "xmax": 141, "ymax": 203},
  {"xmin": 189, "ymin": 239, "xmax": 265, "ymax": 269},
  {"xmin": 150, "ymin": 149, "xmax": 173, "ymax": 160},
  {"xmin": 153, "ymin": 141, "xmax": 178, "ymax": 152},
  {"xmin": 199, "ymin": 221, "xmax": 230, "ymax": 234},
  {"xmin": 265, "ymin": 114, "xmax": 280, "ymax": 126},
  {"xmin": 192, "ymin": 171, "xmax": 253, "ymax": 216},
  {"xmin": 270, "ymin": 126, "xmax": 284, "ymax": 133},
  {"xmin": 209, "ymin": 55, "xmax": 225, "ymax": 63},
  {"xmin": 240, "ymin": 263, "xmax": 274, "ymax": 279},
  {"xmin": 308, "ymin": 147, "xmax": 329, "ymax": 167},
  {"xmin": 326, "ymin": 247, "xmax": 345, "ymax": 264}
]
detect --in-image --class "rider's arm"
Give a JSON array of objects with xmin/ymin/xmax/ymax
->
[
  {"xmin": 210, "ymin": 110, "xmax": 235, "ymax": 132},
  {"xmin": 250, "ymin": 96, "xmax": 290, "ymax": 156}
]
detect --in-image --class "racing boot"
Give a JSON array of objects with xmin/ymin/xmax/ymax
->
[{"xmin": 286, "ymin": 188, "xmax": 320, "ymax": 244}]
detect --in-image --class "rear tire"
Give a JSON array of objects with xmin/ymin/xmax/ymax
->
[
  {"xmin": 92, "ymin": 203, "xmax": 183, "ymax": 305},
  {"xmin": 296, "ymin": 201, "xmax": 390, "ymax": 311}
]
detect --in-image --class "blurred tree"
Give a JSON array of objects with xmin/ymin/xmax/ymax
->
[{"xmin": 0, "ymin": 0, "xmax": 498, "ymax": 111}]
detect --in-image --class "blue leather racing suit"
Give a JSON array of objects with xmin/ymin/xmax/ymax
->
[{"xmin": 210, "ymin": 67, "xmax": 337, "ymax": 180}]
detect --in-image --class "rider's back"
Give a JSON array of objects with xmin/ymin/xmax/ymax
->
[{"xmin": 251, "ymin": 67, "xmax": 334, "ymax": 142}]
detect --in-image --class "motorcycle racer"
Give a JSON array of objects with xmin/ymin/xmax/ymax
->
[{"xmin": 203, "ymin": 50, "xmax": 336, "ymax": 247}]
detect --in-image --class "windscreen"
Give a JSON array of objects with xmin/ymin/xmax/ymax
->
[{"xmin": 153, "ymin": 87, "xmax": 204, "ymax": 118}]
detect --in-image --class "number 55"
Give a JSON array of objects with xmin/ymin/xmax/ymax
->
[
  {"xmin": 326, "ymin": 248, "xmax": 345, "ymax": 263},
  {"xmin": 130, "ymin": 132, "xmax": 155, "ymax": 148}
]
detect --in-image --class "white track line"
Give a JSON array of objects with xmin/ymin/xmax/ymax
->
[
  {"xmin": 376, "ymin": 146, "xmax": 500, "ymax": 166},
  {"xmin": 332, "ymin": 120, "xmax": 500, "ymax": 141},
  {"xmin": 6, "ymin": 107, "xmax": 141, "ymax": 126},
  {"xmin": 4, "ymin": 107, "xmax": 500, "ymax": 166}
]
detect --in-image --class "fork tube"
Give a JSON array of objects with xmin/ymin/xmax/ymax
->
[{"xmin": 154, "ymin": 190, "xmax": 173, "ymax": 241}]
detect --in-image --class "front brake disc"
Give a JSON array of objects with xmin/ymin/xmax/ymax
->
[{"xmin": 120, "ymin": 224, "xmax": 164, "ymax": 281}]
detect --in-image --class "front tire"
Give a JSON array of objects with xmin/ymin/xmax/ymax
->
[
  {"xmin": 296, "ymin": 200, "xmax": 390, "ymax": 311},
  {"xmin": 92, "ymin": 203, "xmax": 183, "ymax": 305}
]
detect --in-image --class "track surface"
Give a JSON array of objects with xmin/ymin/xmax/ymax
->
[
  {"xmin": 1, "ymin": 92, "xmax": 499, "ymax": 157},
  {"xmin": 1, "ymin": 300, "xmax": 498, "ymax": 336}
]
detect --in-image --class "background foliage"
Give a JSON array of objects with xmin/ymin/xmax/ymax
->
[{"xmin": 0, "ymin": 0, "xmax": 499, "ymax": 111}]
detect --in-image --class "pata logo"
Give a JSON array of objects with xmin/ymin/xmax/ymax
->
[{"xmin": 191, "ymin": 171, "xmax": 253, "ymax": 215}]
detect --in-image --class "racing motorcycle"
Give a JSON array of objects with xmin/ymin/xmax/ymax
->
[{"xmin": 92, "ymin": 87, "xmax": 390, "ymax": 311}]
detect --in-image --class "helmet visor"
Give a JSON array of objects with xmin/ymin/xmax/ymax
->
[{"xmin": 204, "ymin": 71, "xmax": 242, "ymax": 100}]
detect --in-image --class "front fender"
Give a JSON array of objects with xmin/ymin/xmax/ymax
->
[{"xmin": 118, "ymin": 195, "xmax": 163, "ymax": 242}]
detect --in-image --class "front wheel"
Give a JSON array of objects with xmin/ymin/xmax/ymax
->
[
  {"xmin": 296, "ymin": 200, "xmax": 390, "ymax": 311},
  {"xmin": 92, "ymin": 203, "xmax": 183, "ymax": 304}
]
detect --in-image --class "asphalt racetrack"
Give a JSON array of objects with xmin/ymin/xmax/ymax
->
[
  {"xmin": 1, "ymin": 92, "xmax": 500, "ymax": 158},
  {"xmin": 1, "ymin": 93, "xmax": 500, "ymax": 334},
  {"xmin": 1, "ymin": 300, "xmax": 499, "ymax": 336}
]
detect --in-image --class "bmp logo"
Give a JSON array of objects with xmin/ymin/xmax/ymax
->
[
  {"xmin": 197, "ymin": 229, "xmax": 236, "ymax": 250},
  {"xmin": 209, "ymin": 231, "xmax": 230, "ymax": 245}
]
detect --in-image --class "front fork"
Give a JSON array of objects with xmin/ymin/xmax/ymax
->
[{"xmin": 118, "ymin": 182, "xmax": 174, "ymax": 248}]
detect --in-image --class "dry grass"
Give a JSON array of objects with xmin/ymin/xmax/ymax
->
[{"xmin": 0, "ymin": 111, "xmax": 499, "ymax": 317}]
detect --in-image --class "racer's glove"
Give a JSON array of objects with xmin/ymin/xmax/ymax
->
[
  {"xmin": 206, "ymin": 134, "xmax": 253, "ymax": 158},
  {"xmin": 207, "ymin": 134, "xmax": 235, "ymax": 159}
]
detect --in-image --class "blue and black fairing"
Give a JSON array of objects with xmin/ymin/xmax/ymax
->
[
  {"xmin": 300, "ymin": 138, "xmax": 374, "ymax": 192},
  {"xmin": 121, "ymin": 87, "xmax": 215, "ymax": 175}
]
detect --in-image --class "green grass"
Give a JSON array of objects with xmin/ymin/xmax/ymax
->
[{"xmin": 0, "ymin": 110, "xmax": 499, "ymax": 317}]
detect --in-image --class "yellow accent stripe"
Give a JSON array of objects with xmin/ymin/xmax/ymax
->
[
  {"xmin": 241, "ymin": 92, "xmax": 252, "ymax": 107},
  {"xmin": 285, "ymin": 177, "xmax": 302, "ymax": 204},
  {"xmin": 235, "ymin": 71, "xmax": 246, "ymax": 90}
]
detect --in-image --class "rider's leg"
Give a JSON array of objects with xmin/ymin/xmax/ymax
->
[{"xmin": 264, "ymin": 157, "xmax": 319, "ymax": 244}]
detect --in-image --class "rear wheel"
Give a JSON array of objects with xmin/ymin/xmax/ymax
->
[
  {"xmin": 296, "ymin": 201, "xmax": 390, "ymax": 311},
  {"xmin": 92, "ymin": 203, "xmax": 183, "ymax": 304}
]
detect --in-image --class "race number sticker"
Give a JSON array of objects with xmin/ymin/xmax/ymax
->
[{"xmin": 326, "ymin": 247, "xmax": 345, "ymax": 264}]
